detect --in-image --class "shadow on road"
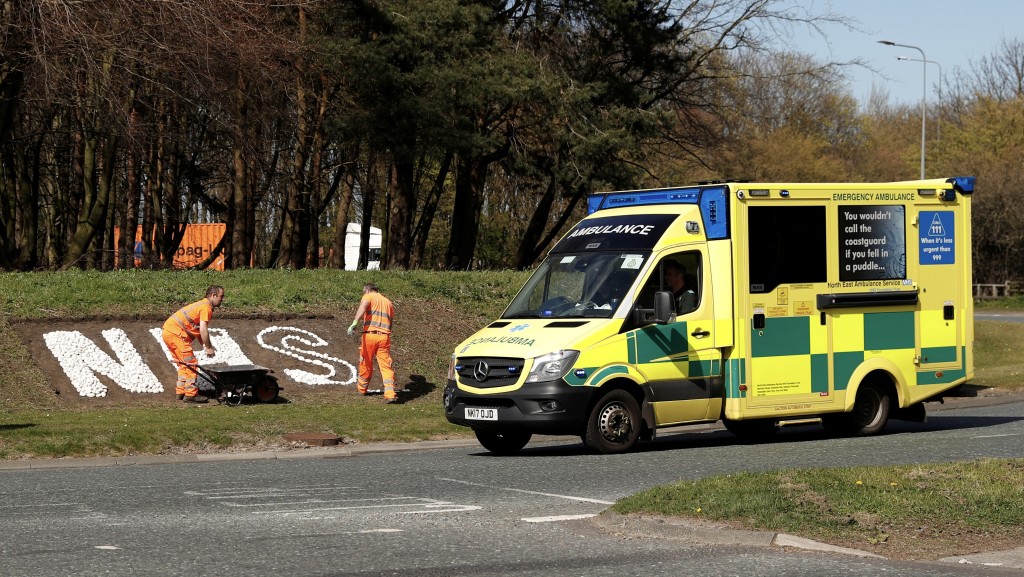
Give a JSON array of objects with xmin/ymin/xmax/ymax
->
[{"xmin": 471, "ymin": 412, "xmax": 1024, "ymax": 457}]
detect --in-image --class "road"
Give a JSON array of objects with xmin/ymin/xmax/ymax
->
[
  {"xmin": 975, "ymin": 311, "xmax": 1024, "ymax": 323},
  {"xmin": 2, "ymin": 397, "xmax": 1023, "ymax": 577}
]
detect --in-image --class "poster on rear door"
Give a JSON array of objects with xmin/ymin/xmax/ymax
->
[
  {"xmin": 919, "ymin": 211, "xmax": 955, "ymax": 265},
  {"xmin": 839, "ymin": 205, "xmax": 906, "ymax": 281}
]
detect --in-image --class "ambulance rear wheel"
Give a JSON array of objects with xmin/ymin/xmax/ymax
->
[
  {"xmin": 722, "ymin": 417, "xmax": 778, "ymax": 440},
  {"xmin": 584, "ymin": 389, "xmax": 641, "ymax": 454},
  {"xmin": 823, "ymin": 384, "xmax": 890, "ymax": 437},
  {"xmin": 475, "ymin": 430, "xmax": 531, "ymax": 455},
  {"xmin": 848, "ymin": 384, "xmax": 890, "ymax": 435}
]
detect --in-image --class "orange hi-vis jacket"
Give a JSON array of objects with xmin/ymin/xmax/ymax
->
[
  {"xmin": 360, "ymin": 292, "xmax": 394, "ymax": 334},
  {"xmin": 162, "ymin": 298, "xmax": 215, "ymax": 340},
  {"xmin": 356, "ymin": 291, "xmax": 396, "ymax": 398}
]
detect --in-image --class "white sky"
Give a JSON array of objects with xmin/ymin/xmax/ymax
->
[{"xmin": 785, "ymin": 0, "xmax": 1023, "ymax": 106}]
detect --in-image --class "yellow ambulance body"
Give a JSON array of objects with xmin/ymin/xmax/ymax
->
[{"xmin": 443, "ymin": 177, "xmax": 975, "ymax": 454}]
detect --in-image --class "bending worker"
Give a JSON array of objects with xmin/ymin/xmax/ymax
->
[
  {"xmin": 347, "ymin": 283, "xmax": 397, "ymax": 403},
  {"xmin": 161, "ymin": 285, "xmax": 225, "ymax": 404}
]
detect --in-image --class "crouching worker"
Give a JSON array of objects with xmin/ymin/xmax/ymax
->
[{"xmin": 162, "ymin": 285, "xmax": 225, "ymax": 404}]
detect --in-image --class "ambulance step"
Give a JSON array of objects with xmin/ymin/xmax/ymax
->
[{"xmin": 776, "ymin": 417, "xmax": 823, "ymax": 428}]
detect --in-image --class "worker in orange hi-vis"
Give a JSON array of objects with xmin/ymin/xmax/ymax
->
[
  {"xmin": 161, "ymin": 285, "xmax": 225, "ymax": 404},
  {"xmin": 347, "ymin": 282, "xmax": 397, "ymax": 403}
]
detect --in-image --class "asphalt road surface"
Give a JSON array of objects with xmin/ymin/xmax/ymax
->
[
  {"xmin": 975, "ymin": 311, "xmax": 1024, "ymax": 323},
  {"xmin": 2, "ymin": 397, "xmax": 1023, "ymax": 577}
]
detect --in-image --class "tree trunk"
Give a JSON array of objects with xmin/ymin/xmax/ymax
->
[
  {"xmin": 385, "ymin": 156, "xmax": 415, "ymax": 269},
  {"xmin": 329, "ymin": 166, "xmax": 355, "ymax": 269},
  {"xmin": 119, "ymin": 147, "xmax": 140, "ymax": 268},
  {"xmin": 228, "ymin": 74, "xmax": 250, "ymax": 269},
  {"xmin": 63, "ymin": 122, "xmax": 119, "ymax": 270},
  {"xmin": 356, "ymin": 150, "xmax": 380, "ymax": 270},
  {"xmin": 514, "ymin": 178, "xmax": 557, "ymax": 269},
  {"xmin": 278, "ymin": 95, "xmax": 308, "ymax": 268},
  {"xmin": 15, "ymin": 136, "xmax": 42, "ymax": 270},
  {"xmin": 445, "ymin": 154, "xmax": 488, "ymax": 270},
  {"xmin": 142, "ymin": 100, "xmax": 168, "ymax": 268},
  {"xmin": 0, "ymin": 69, "xmax": 23, "ymax": 152},
  {"xmin": 411, "ymin": 149, "xmax": 452, "ymax": 268},
  {"xmin": 515, "ymin": 179, "xmax": 586, "ymax": 269},
  {"xmin": 0, "ymin": 146, "xmax": 15, "ymax": 269}
]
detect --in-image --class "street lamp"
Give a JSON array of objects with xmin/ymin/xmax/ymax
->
[
  {"xmin": 898, "ymin": 55, "xmax": 943, "ymax": 140},
  {"xmin": 878, "ymin": 40, "xmax": 927, "ymax": 179}
]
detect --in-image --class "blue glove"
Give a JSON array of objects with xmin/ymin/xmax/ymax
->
[{"xmin": 347, "ymin": 322, "xmax": 356, "ymax": 336}]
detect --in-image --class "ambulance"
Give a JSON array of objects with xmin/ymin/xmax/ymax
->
[{"xmin": 443, "ymin": 177, "xmax": 975, "ymax": 454}]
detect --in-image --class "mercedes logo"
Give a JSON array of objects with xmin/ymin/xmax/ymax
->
[{"xmin": 473, "ymin": 361, "xmax": 490, "ymax": 383}]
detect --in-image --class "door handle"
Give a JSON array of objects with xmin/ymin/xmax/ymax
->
[{"xmin": 691, "ymin": 329, "xmax": 710, "ymax": 337}]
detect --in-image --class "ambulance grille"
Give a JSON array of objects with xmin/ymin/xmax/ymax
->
[{"xmin": 456, "ymin": 357, "xmax": 524, "ymax": 388}]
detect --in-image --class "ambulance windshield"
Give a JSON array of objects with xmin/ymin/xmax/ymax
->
[{"xmin": 503, "ymin": 252, "xmax": 647, "ymax": 319}]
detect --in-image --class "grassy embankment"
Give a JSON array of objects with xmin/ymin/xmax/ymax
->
[{"xmin": 0, "ymin": 269, "xmax": 525, "ymax": 458}]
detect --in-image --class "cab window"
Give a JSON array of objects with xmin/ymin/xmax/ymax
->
[{"xmin": 637, "ymin": 251, "xmax": 702, "ymax": 316}]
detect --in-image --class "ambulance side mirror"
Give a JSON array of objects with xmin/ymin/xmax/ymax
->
[{"xmin": 653, "ymin": 291, "xmax": 675, "ymax": 325}]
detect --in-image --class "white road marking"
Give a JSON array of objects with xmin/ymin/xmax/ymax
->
[
  {"xmin": 219, "ymin": 496, "xmax": 422, "ymax": 508},
  {"xmin": 522, "ymin": 514, "xmax": 597, "ymax": 523},
  {"xmin": 94, "ymin": 545, "xmax": 121, "ymax": 550},
  {"xmin": 975, "ymin": 433, "xmax": 1020, "ymax": 438},
  {"xmin": 327, "ymin": 528, "xmax": 403, "ymax": 534},
  {"xmin": 0, "ymin": 502, "xmax": 83, "ymax": 509},
  {"xmin": 186, "ymin": 486, "xmax": 359, "ymax": 499},
  {"xmin": 185, "ymin": 485, "xmax": 481, "ymax": 516},
  {"xmin": 437, "ymin": 477, "xmax": 614, "ymax": 505},
  {"xmin": 401, "ymin": 504, "xmax": 482, "ymax": 514}
]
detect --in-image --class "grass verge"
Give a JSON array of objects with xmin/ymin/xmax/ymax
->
[
  {"xmin": 0, "ymin": 400, "xmax": 463, "ymax": 460},
  {"xmin": 612, "ymin": 458, "xmax": 1024, "ymax": 561},
  {"xmin": 973, "ymin": 320, "xmax": 1024, "ymax": 389}
]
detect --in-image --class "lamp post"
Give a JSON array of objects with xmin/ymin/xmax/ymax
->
[
  {"xmin": 879, "ymin": 40, "xmax": 927, "ymax": 179},
  {"xmin": 898, "ymin": 55, "xmax": 943, "ymax": 140}
]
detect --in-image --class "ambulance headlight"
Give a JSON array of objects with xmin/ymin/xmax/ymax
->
[
  {"xmin": 526, "ymin": 350, "xmax": 580, "ymax": 383},
  {"xmin": 447, "ymin": 354, "xmax": 457, "ymax": 380}
]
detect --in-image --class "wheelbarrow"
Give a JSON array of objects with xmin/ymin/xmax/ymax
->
[{"xmin": 194, "ymin": 364, "xmax": 282, "ymax": 406}]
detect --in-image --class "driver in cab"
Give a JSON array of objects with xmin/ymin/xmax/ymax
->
[{"xmin": 663, "ymin": 259, "xmax": 696, "ymax": 314}]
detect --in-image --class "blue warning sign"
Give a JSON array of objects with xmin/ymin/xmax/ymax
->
[{"xmin": 919, "ymin": 211, "xmax": 955, "ymax": 265}]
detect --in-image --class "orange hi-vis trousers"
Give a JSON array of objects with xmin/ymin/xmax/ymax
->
[
  {"xmin": 162, "ymin": 330, "xmax": 200, "ymax": 398},
  {"xmin": 357, "ymin": 332, "xmax": 396, "ymax": 399}
]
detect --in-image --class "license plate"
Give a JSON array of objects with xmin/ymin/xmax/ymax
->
[{"xmin": 465, "ymin": 407, "xmax": 498, "ymax": 421}]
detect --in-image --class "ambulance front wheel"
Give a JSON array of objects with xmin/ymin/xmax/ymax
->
[
  {"xmin": 584, "ymin": 389, "xmax": 641, "ymax": 454},
  {"xmin": 475, "ymin": 430, "xmax": 532, "ymax": 455}
]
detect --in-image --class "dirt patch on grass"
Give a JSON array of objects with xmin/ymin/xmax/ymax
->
[
  {"xmin": 3, "ymin": 297, "xmax": 493, "ymax": 409},
  {"xmin": 826, "ymin": 521, "xmax": 1024, "ymax": 561}
]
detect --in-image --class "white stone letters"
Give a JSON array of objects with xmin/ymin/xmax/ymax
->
[
  {"xmin": 256, "ymin": 326, "xmax": 357, "ymax": 386},
  {"xmin": 148, "ymin": 327, "xmax": 254, "ymax": 367},
  {"xmin": 43, "ymin": 329, "xmax": 163, "ymax": 397},
  {"xmin": 44, "ymin": 324, "xmax": 357, "ymax": 397}
]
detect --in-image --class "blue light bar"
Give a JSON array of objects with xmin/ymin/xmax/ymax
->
[
  {"xmin": 586, "ymin": 185, "xmax": 730, "ymax": 240},
  {"xmin": 699, "ymin": 186, "xmax": 728, "ymax": 240},
  {"xmin": 587, "ymin": 187, "xmax": 702, "ymax": 214},
  {"xmin": 948, "ymin": 176, "xmax": 975, "ymax": 194}
]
